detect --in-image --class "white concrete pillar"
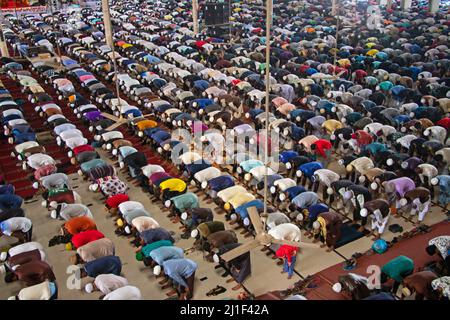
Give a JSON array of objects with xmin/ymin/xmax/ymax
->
[
  {"xmin": 101, "ymin": 0, "xmax": 114, "ymax": 48},
  {"xmin": 400, "ymin": 0, "xmax": 412, "ymax": 10},
  {"xmin": 192, "ymin": 0, "xmax": 199, "ymax": 35},
  {"xmin": 331, "ymin": 0, "xmax": 338, "ymax": 16},
  {"xmin": 429, "ymin": 0, "xmax": 440, "ymax": 13},
  {"xmin": 0, "ymin": 26, "xmax": 9, "ymax": 58},
  {"xmin": 386, "ymin": 0, "xmax": 393, "ymax": 10}
]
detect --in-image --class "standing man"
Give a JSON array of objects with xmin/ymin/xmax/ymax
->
[
  {"xmin": 276, "ymin": 245, "xmax": 298, "ymax": 279},
  {"xmin": 381, "ymin": 256, "xmax": 415, "ymax": 294}
]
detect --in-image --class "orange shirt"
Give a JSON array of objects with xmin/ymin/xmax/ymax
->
[{"xmin": 64, "ymin": 216, "xmax": 97, "ymax": 235}]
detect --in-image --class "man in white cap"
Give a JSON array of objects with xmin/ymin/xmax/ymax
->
[
  {"xmin": 102, "ymin": 285, "xmax": 142, "ymax": 300},
  {"xmin": 85, "ymin": 273, "xmax": 129, "ymax": 298},
  {"xmin": 1, "ymin": 241, "xmax": 43, "ymax": 262},
  {"xmin": 32, "ymin": 172, "xmax": 70, "ymax": 191},
  {"xmin": 332, "ymin": 273, "xmax": 371, "ymax": 300},
  {"xmin": 8, "ymin": 280, "xmax": 58, "ymax": 300},
  {"xmin": 0, "ymin": 216, "xmax": 33, "ymax": 244}
]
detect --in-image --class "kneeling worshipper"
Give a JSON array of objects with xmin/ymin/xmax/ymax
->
[
  {"xmin": 4, "ymin": 260, "xmax": 56, "ymax": 286},
  {"xmin": 0, "ymin": 248, "xmax": 45, "ymax": 274},
  {"xmin": 0, "ymin": 241, "xmax": 43, "ymax": 262},
  {"xmin": 102, "ymin": 285, "xmax": 142, "ymax": 300},
  {"xmin": 161, "ymin": 258, "xmax": 198, "ymax": 300},
  {"xmin": 213, "ymin": 243, "xmax": 251, "ymax": 291},
  {"xmin": 53, "ymin": 216, "xmax": 97, "ymax": 245},
  {"xmin": 402, "ymin": 271, "xmax": 439, "ymax": 300},
  {"xmin": 50, "ymin": 203, "xmax": 93, "ymax": 220},
  {"xmin": 135, "ymin": 239, "xmax": 174, "ymax": 265},
  {"xmin": 0, "ymin": 216, "xmax": 33, "ymax": 244},
  {"xmin": 381, "ymin": 255, "xmax": 415, "ymax": 294},
  {"xmin": 150, "ymin": 246, "xmax": 184, "ymax": 271},
  {"xmin": 79, "ymin": 255, "xmax": 122, "ymax": 279},
  {"xmin": 0, "ymin": 194, "xmax": 23, "ymax": 211},
  {"xmin": 332, "ymin": 273, "xmax": 371, "ymax": 300},
  {"xmin": 70, "ymin": 238, "xmax": 115, "ymax": 264},
  {"xmin": 85, "ymin": 273, "xmax": 129, "ymax": 298},
  {"xmin": 8, "ymin": 280, "xmax": 58, "ymax": 300}
]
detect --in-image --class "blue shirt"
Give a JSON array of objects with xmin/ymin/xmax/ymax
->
[
  {"xmin": 235, "ymin": 200, "xmax": 264, "ymax": 219},
  {"xmin": 306, "ymin": 203, "xmax": 329, "ymax": 220},
  {"xmin": 149, "ymin": 246, "xmax": 184, "ymax": 265},
  {"xmin": 208, "ymin": 175, "xmax": 234, "ymax": 192},
  {"xmin": 141, "ymin": 228, "xmax": 173, "ymax": 244},
  {"xmin": 298, "ymin": 162, "xmax": 323, "ymax": 178},
  {"xmin": 84, "ymin": 256, "xmax": 122, "ymax": 278},
  {"xmin": 162, "ymin": 258, "xmax": 198, "ymax": 288}
]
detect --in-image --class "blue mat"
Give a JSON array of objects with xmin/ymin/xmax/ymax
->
[{"xmin": 335, "ymin": 223, "xmax": 367, "ymax": 248}]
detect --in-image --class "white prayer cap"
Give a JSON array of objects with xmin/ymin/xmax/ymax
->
[
  {"xmin": 181, "ymin": 212, "xmax": 188, "ymax": 220},
  {"xmin": 312, "ymin": 221, "xmax": 321, "ymax": 230},
  {"xmin": 0, "ymin": 252, "xmax": 7, "ymax": 262},
  {"xmin": 85, "ymin": 283, "xmax": 94, "ymax": 294},
  {"xmin": 50, "ymin": 210, "xmax": 58, "ymax": 219},
  {"xmin": 49, "ymin": 201, "xmax": 58, "ymax": 209},
  {"xmin": 32, "ymin": 182, "xmax": 39, "ymax": 189},
  {"xmin": 360, "ymin": 208, "xmax": 368, "ymax": 217},
  {"xmin": 213, "ymin": 254, "xmax": 220, "ymax": 263},
  {"xmin": 332, "ymin": 283, "xmax": 342, "ymax": 293},
  {"xmin": 153, "ymin": 265, "xmax": 161, "ymax": 276},
  {"xmin": 399, "ymin": 198, "xmax": 408, "ymax": 207},
  {"xmin": 191, "ymin": 229, "xmax": 199, "ymax": 238},
  {"xmin": 165, "ymin": 200, "xmax": 171, "ymax": 208}
]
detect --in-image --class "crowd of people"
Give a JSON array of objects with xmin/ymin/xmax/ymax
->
[{"xmin": 0, "ymin": 0, "xmax": 449, "ymax": 300}]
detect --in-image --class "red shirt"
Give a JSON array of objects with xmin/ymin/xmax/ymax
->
[
  {"xmin": 275, "ymin": 245, "xmax": 298, "ymax": 263},
  {"xmin": 436, "ymin": 117, "xmax": 450, "ymax": 130},
  {"xmin": 312, "ymin": 139, "xmax": 332, "ymax": 158},
  {"xmin": 352, "ymin": 130, "xmax": 373, "ymax": 147},
  {"xmin": 71, "ymin": 230, "xmax": 105, "ymax": 249},
  {"xmin": 105, "ymin": 194, "xmax": 129, "ymax": 209},
  {"xmin": 73, "ymin": 144, "xmax": 95, "ymax": 156}
]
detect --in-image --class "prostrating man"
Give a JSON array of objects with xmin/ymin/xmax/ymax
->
[
  {"xmin": 0, "ymin": 216, "xmax": 33, "ymax": 244},
  {"xmin": 214, "ymin": 243, "xmax": 251, "ymax": 291},
  {"xmin": 8, "ymin": 280, "xmax": 58, "ymax": 300},
  {"xmin": 4, "ymin": 260, "xmax": 56, "ymax": 286},
  {"xmin": 161, "ymin": 258, "xmax": 198, "ymax": 300}
]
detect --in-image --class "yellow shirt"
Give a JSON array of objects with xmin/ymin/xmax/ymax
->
[
  {"xmin": 228, "ymin": 193, "xmax": 256, "ymax": 209},
  {"xmin": 159, "ymin": 178, "xmax": 186, "ymax": 193},
  {"xmin": 322, "ymin": 119, "xmax": 344, "ymax": 134}
]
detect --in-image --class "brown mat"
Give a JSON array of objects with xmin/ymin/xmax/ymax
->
[{"xmin": 305, "ymin": 221, "xmax": 449, "ymax": 300}]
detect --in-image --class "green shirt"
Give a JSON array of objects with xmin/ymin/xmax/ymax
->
[
  {"xmin": 381, "ymin": 256, "xmax": 414, "ymax": 282},
  {"xmin": 142, "ymin": 240, "xmax": 173, "ymax": 257}
]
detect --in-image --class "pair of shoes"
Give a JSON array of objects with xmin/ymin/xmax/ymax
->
[
  {"xmin": 206, "ymin": 285, "xmax": 227, "ymax": 296},
  {"xmin": 221, "ymin": 271, "xmax": 230, "ymax": 277}
]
